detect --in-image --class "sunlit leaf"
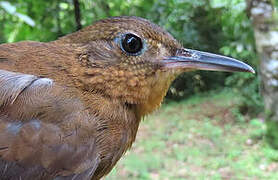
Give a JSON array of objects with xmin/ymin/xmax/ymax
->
[
  {"xmin": 0, "ymin": 1, "xmax": 35, "ymax": 27},
  {"xmin": 15, "ymin": 12, "xmax": 35, "ymax": 27},
  {"xmin": 0, "ymin": 1, "xmax": 16, "ymax": 14},
  {"xmin": 210, "ymin": 0, "xmax": 227, "ymax": 8}
]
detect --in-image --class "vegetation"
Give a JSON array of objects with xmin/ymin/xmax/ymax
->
[
  {"xmin": 1, "ymin": 0, "xmax": 277, "ymax": 179},
  {"xmin": 247, "ymin": 0, "xmax": 278, "ymax": 149},
  {"xmin": 107, "ymin": 90, "xmax": 278, "ymax": 179}
]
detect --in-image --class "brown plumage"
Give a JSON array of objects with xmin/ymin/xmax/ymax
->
[{"xmin": 0, "ymin": 16, "xmax": 254, "ymax": 180}]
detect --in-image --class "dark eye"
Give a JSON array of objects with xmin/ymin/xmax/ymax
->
[{"xmin": 121, "ymin": 33, "xmax": 143, "ymax": 55}]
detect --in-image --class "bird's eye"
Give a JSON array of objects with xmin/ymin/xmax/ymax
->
[{"xmin": 121, "ymin": 33, "xmax": 143, "ymax": 55}]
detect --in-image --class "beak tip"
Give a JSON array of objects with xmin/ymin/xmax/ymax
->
[{"xmin": 245, "ymin": 65, "xmax": 256, "ymax": 74}]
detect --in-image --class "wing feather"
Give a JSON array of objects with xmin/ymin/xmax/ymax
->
[{"xmin": 0, "ymin": 69, "xmax": 100, "ymax": 180}]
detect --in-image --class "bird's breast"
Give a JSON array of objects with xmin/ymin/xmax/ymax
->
[{"xmin": 84, "ymin": 94, "xmax": 140, "ymax": 179}]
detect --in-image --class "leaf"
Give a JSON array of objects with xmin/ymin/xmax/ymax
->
[
  {"xmin": 210, "ymin": 0, "xmax": 227, "ymax": 8},
  {"xmin": 0, "ymin": 1, "xmax": 35, "ymax": 27},
  {"xmin": 0, "ymin": 1, "xmax": 16, "ymax": 14},
  {"xmin": 14, "ymin": 12, "xmax": 35, "ymax": 27}
]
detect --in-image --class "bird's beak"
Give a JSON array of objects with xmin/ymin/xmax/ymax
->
[{"xmin": 163, "ymin": 48, "xmax": 255, "ymax": 73}]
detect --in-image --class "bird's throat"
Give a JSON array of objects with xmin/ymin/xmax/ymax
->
[{"xmin": 135, "ymin": 71, "xmax": 176, "ymax": 117}]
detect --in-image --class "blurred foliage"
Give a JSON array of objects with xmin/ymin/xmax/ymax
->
[
  {"xmin": 0, "ymin": 0, "xmax": 263, "ymax": 115},
  {"xmin": 107, "ymin": 90, "xmax": 278, "ymax": 179}
]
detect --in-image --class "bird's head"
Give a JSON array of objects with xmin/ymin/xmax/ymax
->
[{"xmin": 58, "ymin": 16, "xmax": 254, "ymax": 117}]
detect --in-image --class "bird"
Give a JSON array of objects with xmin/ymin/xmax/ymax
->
[{"xmin": 0, "ymin": 16, "xmax": 254, "ymax": 180}]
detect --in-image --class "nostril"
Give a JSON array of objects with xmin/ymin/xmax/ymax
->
[
  {"xmin": 177, "ymin": 49, "xmax": 200, "ymax": 59},
  {"xmin": 177, "ymin": 49, "xmax": 192, "ymax": 57}
]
